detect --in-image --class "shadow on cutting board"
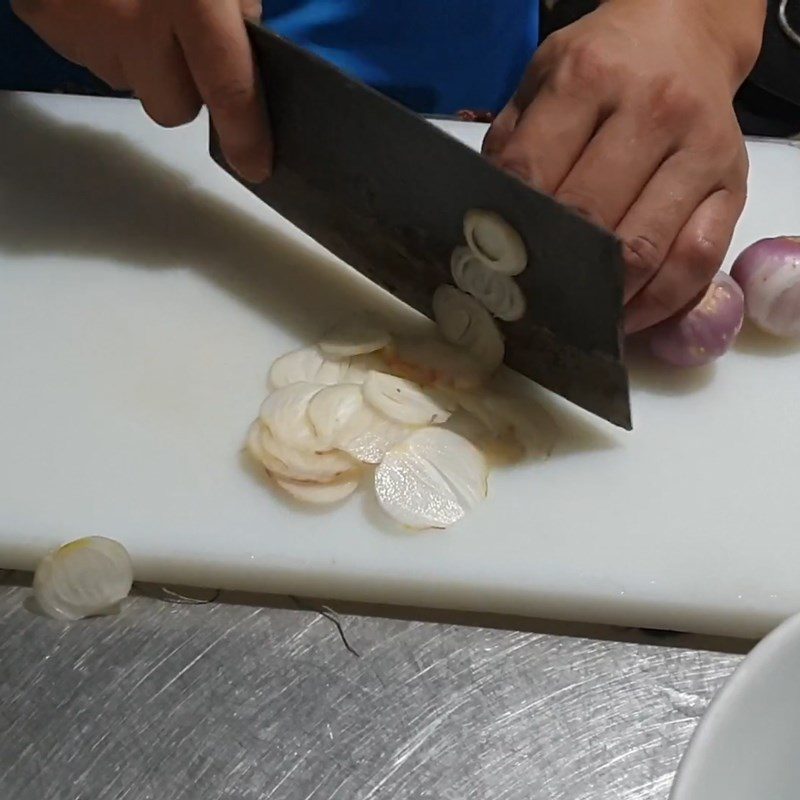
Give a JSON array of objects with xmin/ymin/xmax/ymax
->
[
  {"xmin": 0, "ymin": 93, "xmax": 617, "ymax": 458},
  {"xmin": 0, "ymin": 94, "xmax": 420, "ymax": 343}
]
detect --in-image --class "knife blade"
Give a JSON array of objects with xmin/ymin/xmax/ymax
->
[{"xmin": 210, "ymin": 23, "xmax": 631, "ymax": 429}]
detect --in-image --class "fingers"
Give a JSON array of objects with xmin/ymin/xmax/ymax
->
[
  {"xmin": 486, "ymin": 86, "xmax": 600, "ymax": 193},
  {"xmin": 125, "ymin": 10, "xmax": 202, "ymax": 128},
  {"xmin": 484, "ymin": 66, "xmax": 600, "ymax": 194},
  {"xmin": 172, "ymin": 0, "xmax": 271, "ymax": 182},
  {"xmin": 616, "ymin": 151, "xmax": 721, "ymax": 302},
  {"xmin": 624, "ymin": 187, "xmax": 745, "ymax": 333},
  {"xmin": 553, "ymin": 111, "xmax": 673, "ymax": 229}
]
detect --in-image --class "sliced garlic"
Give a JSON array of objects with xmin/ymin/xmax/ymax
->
[
  {"xmin": 268, "ymin": 346, "xmax": 348, "ymax": 389},
  {"xmin": 307, "ymin": 383, "xmax": 366, "ymax": 450},
  {"xmin": 337, "ymin": 408, "xmax": 414, "ymax": 464},
  {"xmin": 259, "ymin": 382, "xmax": 324, "ymax": 450},
  {"xmin": 432, "ymin": 285, "xmax": 505, "ymax": 371},
  {"xmin": 463, "ymin": 209, "xmax": 527, "ymax": 276},
  {"xmin": 363, "ymin": 371, "xmax": 453, "ymax": 426},
  {"xmin": 274, "ymin": 473, "xmax": 360, "ymax": 505},
  {"xmin": 318, "ymin": 318, "xmax": 391, "ymax": 358},
  {"xmin": 248, "ymin": 420, "xmax": 355, "ymax": 482},
  {"xmin": 33, "ymin": 536, "xmax": 134, "ymax": 620},
  {"xmin": 374, "ymin": 428, "xmax": 488, "ymax": 529},
  {"xmin": 383, "ymin": 338, "xmax": 489, "ymax": 390},
  {"xmin": 451, "ymin": 246, "xmax": 526, "ymax": 321}
]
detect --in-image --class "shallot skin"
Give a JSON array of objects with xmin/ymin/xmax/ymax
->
[
  {"xmin": 648, "ymin": 272, "xmax": 744, "ymax": 368},
  {"xmin": 730, "ymin": 236, "xmax": 800, "ymax": 338}
]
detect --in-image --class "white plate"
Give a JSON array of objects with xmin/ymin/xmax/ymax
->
[{"xmin": 670, "ymin": 612, "xmax": 800, "ymax": 799}]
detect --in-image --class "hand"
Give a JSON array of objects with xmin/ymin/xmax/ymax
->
[
  {"xmin": 484, "ymin": 0, "xmax": 766, "ymax": 332},
  {"xmin": 12, "ymin": 0, "xmax": 272, "ymax": 183}
]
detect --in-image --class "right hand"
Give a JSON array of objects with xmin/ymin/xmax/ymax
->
[{"xmin": 12, "ymin": 0, "xmax": 272, "ymax": 182}]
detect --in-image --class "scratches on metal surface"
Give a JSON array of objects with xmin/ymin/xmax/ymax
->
[{"xmin": 0, "ymin": 585, "xmax": 744, "ymax": 800}]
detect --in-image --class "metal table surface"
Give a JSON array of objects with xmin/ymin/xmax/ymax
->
[{"xmin": 0, "ymin": 575, "xmax": 748, "ymax": 800}]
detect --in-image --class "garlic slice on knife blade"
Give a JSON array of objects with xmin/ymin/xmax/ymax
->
[
  {"xmin": 268, "ymin": 347, "xmax": 348, "ymax": 389},
  {"xmin": 363, "ymin": 371, "xmax": 453, "ymax": 426},
  {"xmin": 374, "ymin": 428, "xmax": 488, "ymax": 529},
  {"xmin": 432, "ymin": 285, "xmax": 505, "ymax": 371},
  {"xmin": 318, "ymin": 318, "xmax": 391, "ymax": 358},
  {"xmin": 274, "ymin": 474, "xmax": 360, "ymax": 504},
  {"xmin": 259, "ymin": 382, "xmax": 324, "ymax": 450},
  {"xmin": 451, "ymin": 246, "xmax": 526, "ymax": 321},
  {"xmin": 33, "ymin": 536, "xmax": 134, "ymax": 620},
  {"xmin": 463, "ymin": 209, "xmax": 527, "ymax": 276}
]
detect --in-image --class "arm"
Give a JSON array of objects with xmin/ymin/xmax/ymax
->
[{"xmin": 485, "ymin": 0, "xmax": 767, "ymax": 332}]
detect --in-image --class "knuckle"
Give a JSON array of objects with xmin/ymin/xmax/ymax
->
[
  {"xmin": 679, "ymin": 235, "xmax": 723, "ymax": 278},
  {"xmin": 566, "ymin": 41, "xmax": 608, "ymax": 84},
  {"xmin": 646, "ymin": 78, "xmax": 700, "ymax": 127},
  {"xmin": 552, "ymin": 40, "xmax": 615, "ymax": 94}
]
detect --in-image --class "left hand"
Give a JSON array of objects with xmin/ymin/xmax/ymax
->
[{"xmin": 483, "ymin": 0, "xmax": 766, "ymax": 333}]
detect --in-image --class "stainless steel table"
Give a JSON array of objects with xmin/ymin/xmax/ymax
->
[{"xmin": 0, "ymin": 576, "xmax": 747, "ymax": 800}]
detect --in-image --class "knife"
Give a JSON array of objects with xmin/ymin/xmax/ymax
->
[{"xmin": 210, "ymin": 23, "xmax": 631, "ymax": 429}]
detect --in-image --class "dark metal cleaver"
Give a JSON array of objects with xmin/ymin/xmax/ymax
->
[{"xmin": 210, "ymin": 23, "xmax": 631, "ymax": 429}]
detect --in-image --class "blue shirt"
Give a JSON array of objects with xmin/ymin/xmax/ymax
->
[
  {"xmin": 0, "ymin": 1, "xmax": 539, "ymax": 114},
  {"xmin": 266, "ymin": 1, "xmax": 539, "ymax": 113}
]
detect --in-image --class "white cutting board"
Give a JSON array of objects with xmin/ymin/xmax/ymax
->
[{"xmin": 2, "ymin": 92, "xmax": 799, "ymax": 638}]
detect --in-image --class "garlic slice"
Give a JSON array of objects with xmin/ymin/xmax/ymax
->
[
  {"xmin": 248, "ymin": 420, "xmax": 355, "ymax": 482},
  {"xmin": 374, "ymin": 428, "xmax": 488, "ymax": 529},
  {"xmin": 337, "ymin": 407, "xmax": 414, "ymax": 464},
  {"xmin": 363, "ymin": 371, "xmax": 453, "ymax": 426},
  {"xmin": 463, "ymin": 209, "xmax": 527, "ymax": 276},
  {"xmin": 274, "ymin": 473, "xmax": 360, "ymax": 504},
  {"xmin": 451, "ymin": 246, "xmax": 526, "ymax": 321},
  {"xmin": 268, "ymin": 347, "xmax": 349, "ymax": 389},
  {"xmin": 33, "ymin": 536, "xmax": 134, "ymax": 620},
  {"xmin": 259, "ymin": 382, "xmax": 324, "ymax": 450},
  {"xmin": 432, "ymin": 285, "xmax": 505, "ymax": 371},
  {"xmin": 318, "ymin": 318, "xmax": 391, "ymax": 358},
  {"xmin": 307, "ymin": 384, "xmax": 366, "ymax": 451}
]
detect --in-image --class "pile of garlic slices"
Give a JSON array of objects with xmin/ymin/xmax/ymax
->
[{"xmin": 247, "ymin": 212, "xmax": 555, "ymax": 530}]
